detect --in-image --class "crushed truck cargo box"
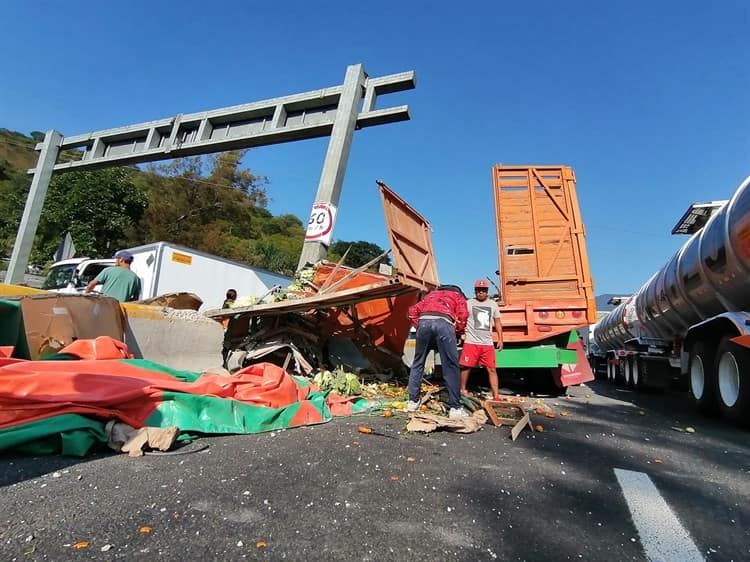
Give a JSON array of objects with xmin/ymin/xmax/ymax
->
[{"xmin": 204, "ymin": 181, "xmax": 438, "ymax": 374}]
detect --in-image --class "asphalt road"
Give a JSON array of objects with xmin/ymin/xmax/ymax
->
[{"xmin": 1, "ymin": 381, "xmax": 748, "ymax": 561}]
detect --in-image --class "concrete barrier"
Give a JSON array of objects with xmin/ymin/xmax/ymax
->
[
  {"xmin": 121, "ymin": 303, "xmax": 224, "ymax": 372},
  {"xmin": 0, "ymin": 286, "xmax": 223, "ymax": 371}
]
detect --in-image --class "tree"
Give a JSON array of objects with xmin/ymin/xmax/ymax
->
[
  {"xmin": 328, "ymin": 240, "xmax": 391, "ymax": 269},
  {"xmin": 0, "ymin": 164, "xmax": 31, "ymax": 257},
  {"xmin": 247, "ymin": 238, "xmax": 301, "ymax": 276},
  {"xmin": 34, "ymin": 168, "xmax": 148, "ymax": 263},
  {"xmin": 0, "ymin": 131, "xmax": 312, "ymax": 277},
  {"xmin": 138, "ymin": 150, "xmax": 270, "ymax": 247}
]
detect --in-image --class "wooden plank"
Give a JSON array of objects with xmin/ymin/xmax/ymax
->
[
  {"xmin": 510, "ymin": 412, "xmax": 533, "ymax": 441},
  {"xmin": 318, "ymin": 249, "xmax": 391, "ymax": 295},
  {"xmin": 204, "ymin": 279, "xmax": 413, "ymax": 320},
  {"xmin": 483, "ymin": 401, "xmax": 501, "ymax": 427},
  {"xmin": 317, "ymin": 246, "xmax": 351, "ymax": 292}
]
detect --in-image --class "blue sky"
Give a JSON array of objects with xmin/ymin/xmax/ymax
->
[{"xmin": 2, "ymin": 1, "xmax": 748, "ymax": 297}]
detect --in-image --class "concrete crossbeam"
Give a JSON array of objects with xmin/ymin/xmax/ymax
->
[{"xmin": 30, "ymin": 70, "xmax": 415, "ymax": 173}]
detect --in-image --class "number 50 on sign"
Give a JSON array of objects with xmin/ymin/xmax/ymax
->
[{"xmin": 305, "ymin": 203, "xmax": 337, "ymax": 245}]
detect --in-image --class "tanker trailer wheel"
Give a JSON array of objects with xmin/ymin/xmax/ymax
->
[
  {"xmin": 624, "ymin": 357, "xmax": 632, "ymax": 387},
  {"xmin": 715, "ymin": 337, "xmax": 750, "ymax": 426},
  {"xmin": 615, "ymin": 357, "xmax": 626, "ymax": 385},
  {"xmin": 688, "ymin": 341, "xmax": 719, "ymax": 414},
  {"xmin": 606, "ymin": 359, "xmax": 615, "ymax": 383}
]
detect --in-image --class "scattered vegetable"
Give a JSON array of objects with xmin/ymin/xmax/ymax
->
[{"xmin": 313, "ymin": 367, "xmax": 361, "ymax": 396}]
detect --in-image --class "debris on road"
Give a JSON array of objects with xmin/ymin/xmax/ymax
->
[
  {"xmin": 105, "ymin": 421, "xmax": 180, "ymax": 458},
  {"xmin": 672, "ymin": 426, "xmax": 697, "ymax": 434},
  {"xmin": 406, "ymin": 410, "xmax": 487, "ymax": 433}
]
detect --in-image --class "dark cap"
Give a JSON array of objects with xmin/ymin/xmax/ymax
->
[{"xmin": 114, "ymin": 250, "xmax": 134, "ymax": 263}]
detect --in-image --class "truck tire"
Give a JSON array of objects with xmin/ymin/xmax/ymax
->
[
  {"xmin": 615, "ymin": 358, "xmax": 626, "ymax": 385},
  {"xmin": 606, "ymin": 360, "xmax": 615, "ymax": 383},
  {"xmin": 715, "ymin": 336, "xmax": 750, "ymax": 426},
  {"xmin": 688, "ymin": 342, "xmax": 719, "ymax": 414},
  {"xmin": 625, "ymin": 356, "xmax": 635, "ymax": 388}
]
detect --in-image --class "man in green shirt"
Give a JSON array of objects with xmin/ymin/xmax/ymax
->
[{"xmin": 85, "ymin": 250, "xmax": 141, "ymax": 302}]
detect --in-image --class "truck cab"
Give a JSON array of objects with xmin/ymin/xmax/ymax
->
[{"xmin": 41, "ymin": 258, "xmax": 115, "ymax": 293}]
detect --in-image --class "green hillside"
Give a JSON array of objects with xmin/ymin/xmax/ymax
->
[
  {"xmin": 0, "ymin": 129, "xmax": 39, "ymax": 171},
  {"xmin": 0, "ymin": 129, "xmax": 306, "ymax": 275},
  {"xmin": 0, "ymin": 129, "xmax": 388, "ymax": 275}
]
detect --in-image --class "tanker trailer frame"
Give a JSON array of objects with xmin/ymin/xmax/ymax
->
[
  {"xmin": 594, "ymin": 175, "xmax": 750, "ymax": 426},
  {"xmin": 491, "ymin": 165, "xmax": 596, "ymax": 393},
  {"xmin": 596, "ymin": 293, "xmax": 682, "ymax": 390}
]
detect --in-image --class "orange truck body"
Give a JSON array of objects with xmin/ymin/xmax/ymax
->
[{"xmin": 492, "ymin": 164, "xmax": 596, "ymax": 344}]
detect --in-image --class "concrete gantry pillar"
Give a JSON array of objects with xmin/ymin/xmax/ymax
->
[
  {"xmin": 6, "ymin": 130, "xmax": 62, "ymax": 285},
  {"xmin": 297, "ymin": 64, "xmax": 366, "ymax": 270}
]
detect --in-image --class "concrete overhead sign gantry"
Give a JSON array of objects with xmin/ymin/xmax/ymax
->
[{"xmin": 5, "ymin": 63, "xmax": 415, "ymax": 284}]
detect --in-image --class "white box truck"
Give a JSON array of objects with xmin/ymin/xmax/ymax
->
[{"xmin": 41, "ymin": 241, "xmax": 291, "ymax": 310}]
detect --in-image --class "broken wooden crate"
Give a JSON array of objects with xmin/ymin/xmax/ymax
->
[{"xmin": 481, "ymin": 400, "xmax": 534, "ymax": 441}]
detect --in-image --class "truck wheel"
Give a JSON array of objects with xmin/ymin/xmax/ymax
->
[
  {"xmin": 715, "ymin": 337, "xmax": 750, "ymax": 426},
  {"xmin": 615, "ymin": 358, "xmax": 626, "ymax": 385},
  {"xmin": 631, "ymin": 356, "xmax": 642, "ymax": 390},
  {"xmin": 594, "ymin": 357, "xmax": 606, "ymax": 380},
  {"xmin": 688, "ymin": 342, "xmax": 719, "ymax": 414},
  {"xmin": 624, "ymin": 357, "xmax": 632, "ymax": 387},
  {"xmin": 606, "ymin": 360, "xmax": 614, "ymax": 383}
]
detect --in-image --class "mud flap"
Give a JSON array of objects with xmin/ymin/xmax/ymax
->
[
  {"xmin": 558, "ymin": 340, "xmax": 595, "ymax": 387},
  {"xmin": 639, "ymin": 356, "xmax": 672, "ymax": 390}
]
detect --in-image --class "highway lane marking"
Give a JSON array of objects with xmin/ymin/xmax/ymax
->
[{"xmin": 614, "ymin": 468, "xmax": 704, "ymax": 562}]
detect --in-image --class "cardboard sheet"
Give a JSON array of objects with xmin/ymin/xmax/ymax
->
[{"xmin": 17, "ymin": 294, "xmax": 124, "ymax": 359}]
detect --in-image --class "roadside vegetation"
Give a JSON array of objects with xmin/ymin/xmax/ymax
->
[{"xmin": 0, "ymin": 129, "xmax": 387, "ymax": 276}]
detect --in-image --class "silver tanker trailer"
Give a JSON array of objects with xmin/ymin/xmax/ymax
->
[{"xmin": 594, "ymin": 175, "xmax": 750, "ymax": 425}]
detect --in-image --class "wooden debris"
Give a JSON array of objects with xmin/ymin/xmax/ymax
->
[
  {"xmin": 121, "ymin": 427, "xmax": 180, "ymax": 457},
  {"xmin": 482, "ymin": 400, "xmax": 534, "ymax": 441},
  {"xmin": 511, "ymin": 414, "xmax": 533, "ymax": 441}
]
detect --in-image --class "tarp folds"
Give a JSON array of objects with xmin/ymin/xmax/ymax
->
[{"xmin": 0, "ymin": 338, "xmax": 369, "ymax": 456}]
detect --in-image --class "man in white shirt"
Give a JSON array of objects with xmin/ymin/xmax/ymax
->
[{"xmin": 459, "ymin": 279, "xmax": 503, "ymax": 400}]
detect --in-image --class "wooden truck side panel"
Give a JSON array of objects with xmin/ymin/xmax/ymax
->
[{"xmin": 492, "ymin": 165, "xmax": 596, "ymax": 343}]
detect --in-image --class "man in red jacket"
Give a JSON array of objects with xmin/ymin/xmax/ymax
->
[{"xmin": 407, "ymin": 285, "xmax": 470, "ymax": 419}]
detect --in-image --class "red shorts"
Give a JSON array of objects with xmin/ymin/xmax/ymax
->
[{"xmin": 460, "ymin": 342, "xmax": 496, "ymax": 369}]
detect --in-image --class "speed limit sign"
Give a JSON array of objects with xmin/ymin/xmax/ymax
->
[{"xmin": 305, "ymin": 203, "xmax": 337, "ymax": 244}]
